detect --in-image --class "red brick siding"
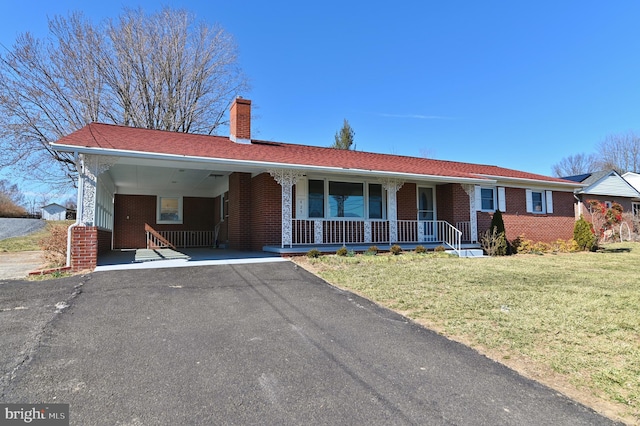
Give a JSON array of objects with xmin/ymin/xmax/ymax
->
[
  {"xmin": 113, "ymin": 194, "xmax": 216, "ymax": 249},
  {"xmin": 250, "ymin": 173, "xmax": 282, "ymax": 250},
  {"xmin": 97, "ymin": 229, "xmax": 112, "ymax": 254},
  {"xmin": 70, "ymin": 226, "xmax": 98, "ymax": 271},
  {"xmin": 228, "ymin": 172, "xmax": 253, "ymax": 250},
  {"xmin": 436, "ymin": 184, "xmax": 470, "ymax": 224},
  {"xmin": 397, "ymin": 183, "xmax": 417, "ymax": 220},
  {"xmin": 477, "ymin": 189, "xmax": 575, "ymax": 243}
]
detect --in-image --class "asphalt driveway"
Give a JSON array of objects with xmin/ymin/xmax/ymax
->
[{"xmin": 0, "ymin": 262, "xmax": 619, "ymax": 425}]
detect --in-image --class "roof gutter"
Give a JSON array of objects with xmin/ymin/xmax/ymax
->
[
  {"xmin": 475, "ymin": 174, "xmax": 586, "ymax": 189},
  {"xmin": 50, "ymin": 143, "xmax": 494, "ymax": 185}
]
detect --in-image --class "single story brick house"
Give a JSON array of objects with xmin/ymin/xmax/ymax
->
[{"xmin": 51, "ymin": 98, "xmax": 582, "ymax": 271}]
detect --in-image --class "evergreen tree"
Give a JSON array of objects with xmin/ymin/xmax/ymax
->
[
  {"xmin": 490, "ymin": 209, "xmax": 508, "ymax": 255},
  {"xmin": 331, "ymin": 119, "xmax": 355, "ymax": 150}
]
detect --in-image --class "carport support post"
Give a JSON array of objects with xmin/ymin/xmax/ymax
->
[
  {"xmin": 269, "ymin": 169, "xmax": 304, "ymax": 248},
  {"xmin": 71, "ymin": 154, "xmax": 115, "ymax": 271},
  {"xmin": 462, "ymin": 184, "xmax": 479, "ymax": 243},
  {"xmin": 380, "ymin": 179, "xmax": 404, "ymax": 244}
]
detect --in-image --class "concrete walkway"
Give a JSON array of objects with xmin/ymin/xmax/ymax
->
[{"xmin": 95, "ymin": 248, "xmax": 288, "ymax": 272}]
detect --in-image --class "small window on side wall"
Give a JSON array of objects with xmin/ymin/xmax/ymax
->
[
  {"xmin": 157, "ymin": 196, "xmax": 183, "ymax": 224},
  {"xmin": 526, "ymin": 190, "xmax": 553, "ymax": 214},
  {"xmin": 476, "ymin": 186, "xmax": 496, "ymax": 211}
]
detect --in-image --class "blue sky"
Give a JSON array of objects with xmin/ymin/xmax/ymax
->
[{"xmin": 1, "ymin": 1, "xmax": 640, "ymax": 202}]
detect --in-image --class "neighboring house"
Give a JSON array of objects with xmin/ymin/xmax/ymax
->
[
  {"xmin": 41, "ymin": 203, "xmax": 68, "ymax": 221},
  {"xmin": 51, "ymin": 98, "xmax": 582, "ymax": 271},
  {"xmin": 622, "ymin": 172, "xmax": 640, "ymax": 217},
  {"xmin": 563, "ymin": 170, "xmax": 640, "ymax": 221}
]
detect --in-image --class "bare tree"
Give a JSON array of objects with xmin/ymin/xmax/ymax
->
[
  {"xmin": 0, "ymin": 7, "xmax": 248, "ymax": 189},
  {"xmin": 596, "ymin": 131, "xmax": 640, "ymax": 174},
  {"xmin": 551, "ymin": 153, "xmax": 599, "ymax": 177}
]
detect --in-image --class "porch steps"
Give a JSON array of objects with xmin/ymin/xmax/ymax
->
[
  {"xmin": 454, "ymin": 249, "xmax": 485, "ymax": 258},
  {"xmin": 134, "ymin": 249, "xmax": 191, "ymax": 263}
]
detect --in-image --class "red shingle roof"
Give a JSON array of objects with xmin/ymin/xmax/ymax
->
[{"xmin": 53, "ymin": 123, "xmax": 575, "ymax": 185}]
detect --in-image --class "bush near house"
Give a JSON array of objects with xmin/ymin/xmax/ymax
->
[
  {"xmin": 574, "ymin": 215, "xmax": 597, "ymax": 251},
  {"xmin": 306, "ymin": 248, "xmax": 321, "ymax": 258},
  {"xmin": 390, "ymin": 244, "xmax": 402, "ymax": 255},
  {"xmin": 38, "ymin": 223, "xmax": 68, "ymax": 267}
]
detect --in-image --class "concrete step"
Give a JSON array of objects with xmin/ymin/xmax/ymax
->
[{"xmin": 456, "ymin": 249, "xmax": 485, "ymax": 258}]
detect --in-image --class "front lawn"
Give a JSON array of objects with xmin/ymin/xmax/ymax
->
[{"xmin": 295, "ymin": 243, "xmax": 640, "ymax": 424}]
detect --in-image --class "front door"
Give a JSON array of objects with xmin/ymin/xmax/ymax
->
[{"xmin": 418, "ymin": 187, "xmax": 435, "ymax": 242}]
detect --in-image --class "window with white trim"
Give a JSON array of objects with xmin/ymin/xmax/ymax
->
[
  {"xmin": 526, "ymin": 190, "xmax": 553, "ymax": 214},
  {"xmin": 632, "ymin": 202, "xmax": 640, "ymax": 217},
  {"xmin": 477, "ymin": 187, "xmax": 496, "ymax": 211},
  {"xmin": 157, "ymin": 196, "xmax": 183, "ymax": 224}
]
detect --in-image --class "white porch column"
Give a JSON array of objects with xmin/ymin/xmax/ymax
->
[
  {"xmin": 78, "ymin": 154, "xmax": 117, "ymax": 226},
  {"xmin": 380, "ymin": 179, "xmax": 404, "ymax": 243},
  {"xmin": 269, "ymin": 169, "xmax": 305, "ymax": 248},
  {"xmin": 462, "ymin": 184, "xmax": 478, "ymax": 243}
]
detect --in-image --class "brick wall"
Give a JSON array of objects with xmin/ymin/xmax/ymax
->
[
  {"xmin": 250, "ymin": 173, "xmax": 282, "ymax": 250},
  {"xmin": 97, "ymin": 229, "xmax": 112, "ymax": 254},
  {"xmin": 477, "ymin": 189, "xmax": 576, "ymax": 243},
  {"xmin": 437, "ymin": 184, "xmax": 470, "ymax": 224},
  {"xmin": 397, "ymin": 183, "xmax": 417, "ymax": 220},
  {"xmin": 228, "ymin": 172, "xmax": 253, "ymax": 250},
  {"xmin": 113, "ymin": 194, "xmax": 216, "ymax": 249}
]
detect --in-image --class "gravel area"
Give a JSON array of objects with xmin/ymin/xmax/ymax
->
[{"xmin": 0, "ymin": 218, "xmax": 46, "ymax": 241}]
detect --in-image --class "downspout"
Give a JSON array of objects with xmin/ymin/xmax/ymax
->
[
  {"xmin": 66, "ymin": 152, "xmax": 83, "ymax": 268},
  {"xmin": 573, "ymin": 192, "xmax": 582, "ymax": 219}
]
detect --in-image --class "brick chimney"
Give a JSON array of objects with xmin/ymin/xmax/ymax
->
[{"xmin": 230, "ymin": 97, "xmax": 251, "ymax": 144}]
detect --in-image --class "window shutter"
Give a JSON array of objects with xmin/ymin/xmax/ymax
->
[
  {"xmin": 497, "ymin": 187, "xmax": 506, "ymax": 212},
  {"xmin": 525, "ymin": 190, "xmax": 533, "ymax": 213},
  {"xmin": 474, "ymin": 186, "xmax": 482, "ymax": 211},
  {"xmin": 545, "ymin": 191, "xmax": 553, "ymax": 214}
]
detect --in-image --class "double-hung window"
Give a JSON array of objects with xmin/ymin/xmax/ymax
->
[
  {"xmin": 476, "ymin": 187, "xmax": 496, "ymax": 212},
  {"xmin": 526, "ymin": 190, "xmax": 553, "ymax": 214}
]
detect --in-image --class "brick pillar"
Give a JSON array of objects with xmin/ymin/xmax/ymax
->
[
  {"xmin": 228, "ymin": 172, "xmax": 252, "ymax": 250},
  {"xmin": 71, "ymin": 226, "xmax": 98, "ymax": 271}
]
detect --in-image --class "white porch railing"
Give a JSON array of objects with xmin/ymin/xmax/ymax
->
[
  {"xmin": 291, "ymin": 219, "xmax": 461, "ymax": 254},
  {"xmin": 154, "ymin": 230, "xmax": 215, "ymax": 248},
  {"xmin": 456, "ymin": 221, "xmax": 472, "ymax": 242}
]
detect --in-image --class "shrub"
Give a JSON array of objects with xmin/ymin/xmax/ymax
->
[
  {"xmin": 434, "ymin": 245, "xmax": 446, "ymax": 252},
  {"xmin": 390, "ymin": 244, "xmax": 402, "ymax": 255},
  {"xmin": 346, "ymin": 249, "xmax": 356, "ymax": 257},
  {"xmin": 365, "ymin": 245, "xmax": 379, "ymax": 255},
  {"xmin": 336, "ymin": 246, "xmax": 348, "ymax": 256},
  {"xmin": 574, "ymin": 215, "xmax": 597, "ymax": 251},
  {"xmin": 306, "ymin": 248, "xmax": 321, "ymax": 258},
  {"xmin": 480, "ymin": 228, "xmax": 506, "ymax": 256},
  {"xmin": 414, "ymin": 245, "xmax": 426, "ymax": 254},
  {"xmin": 38, "ymin": 223, "xmax": 68, "ymax": 267},
  {"xmin": 489, "ymin": 210, "xmax": 508, "ymax": 255}
]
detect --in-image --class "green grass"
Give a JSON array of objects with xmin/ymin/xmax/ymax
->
[
  {"xmin": 0, "ymin": 220, "xmax": 74, "ymax": 252},
  {"xmin": 298, "ymin": 244, "xmax": 640, "ymax": 423}
]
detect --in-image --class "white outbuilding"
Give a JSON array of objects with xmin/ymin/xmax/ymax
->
[{"xmin": 41, "ymin": 203, "xmax": 68, "ymax": 221}]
